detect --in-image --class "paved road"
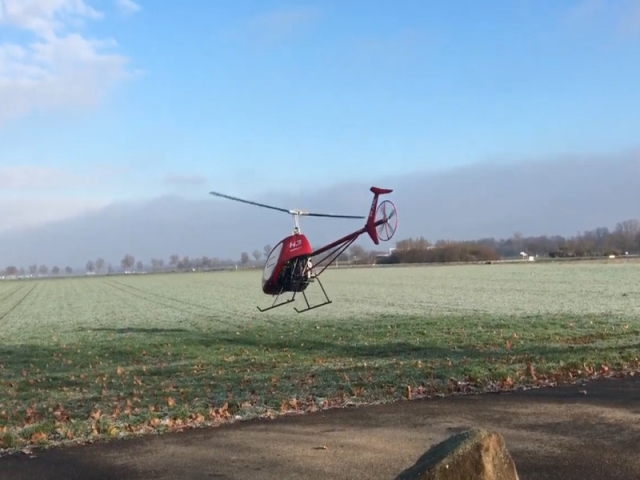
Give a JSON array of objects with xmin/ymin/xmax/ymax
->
[{"xmin": 3, "ymin": 376, "xmax": 640, "ymax": 479}]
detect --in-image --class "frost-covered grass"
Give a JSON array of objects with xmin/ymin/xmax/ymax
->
[{"xmin": 1, "ymin": 262, "xmax": 640, "ymax": 451}]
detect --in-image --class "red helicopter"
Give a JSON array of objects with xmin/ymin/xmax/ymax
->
[{"xmin": 209, "ymin": 186, "xmax": 398, "ymax": 313}]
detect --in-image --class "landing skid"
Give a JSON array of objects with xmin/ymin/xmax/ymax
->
[
  {"xmin": 256, "ymin": 291, "xmax": 297, "ymax": 312},
  {"xmin": 257, "ymin": 276, "xmax": 332, "ymax": 313}
]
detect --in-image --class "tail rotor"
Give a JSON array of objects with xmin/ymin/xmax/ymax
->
[{"xmin": 365, "ymin": 187, "xmax": 395, "ymax": 244}]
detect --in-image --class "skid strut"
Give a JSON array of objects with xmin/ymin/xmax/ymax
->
[
  {"xmin": 256, "ymin": 275, "xmax": 332, "ymax": 313},
  {"xmin": 294, "ymin": 275, "xmax": 331, "ymax": 313}
]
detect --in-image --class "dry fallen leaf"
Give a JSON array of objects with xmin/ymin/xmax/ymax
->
[
  {"xmin": 526, "ymin": 363, "xmax": 536, "ymax": 379},
  {"xmin": 29, "ymin": 432, "xmax": 47, "ymax": 444},
  {"xmin": 52, "ymin": 404, "xmax": 70, "ymax": 423}
]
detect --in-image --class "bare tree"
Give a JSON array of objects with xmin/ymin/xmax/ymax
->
[
  {"xmin": 169, "ymin": 254, "xmax": 179, "ymax": 268},
  {"xmin": 396, "ymin": 237, "xmax": 430, "ymax": 250},
  {"xmin": 52, "ymin": 266, "xmax": 60, "ymax": 275},
  {"xmin": 178, "ymin": 256, "xmax": 191, "ymax": 270},
  {"xmin": 136, "ymin": 260, "xmax": 144, "ymax": 271},
  {"xmin": 349, "ymin": 245, "xmax": 366, "ymax": 261},
  {"xmin": 121, "ymin": 254, "xmax": 135, "ymax": 271},
  {"xmin": 29, "ymin": 264, "xmax": 37, "ymax": 275},
  {"xmin": 95, "ymin": 257, "xmax": 105, "ymax": 274},
  {"xmin": 86, "ymin": 260, "xmax": 95, "ymax": 273},
  {"xmin": 241, "ymin": 252, "xmax": 249, "ymax": 265},
  {"xmin": 4, "ymin": 266, "xmax": 18, "ymax": 276},
  {"xmin": 150, "ymin": 258, "xmax": 164, "ymax": 271},
  {"xmin": 65, "ymin": 266, "xmax": 73, "ymax": 274},
  {"xmin": 252, "ymin": 250, "xmax": 261, "ymax": 263},
  {"xmin": 614, "ymin": 219, "xmax": 640, "ymax": 252},
  {"xmin": 263, "ymin": 244, "xmax": 272, "ymax": 258},
  {"xmin": 594, "ymin": 227, "xmax": 610, "ymax": 247},
  {"xmin": 512, "ymin": 231, "xmax": 523, "ymax": 252},
  {"xmin": 38, "ymin": 265, "xmax": 48, "ymax": 275}
]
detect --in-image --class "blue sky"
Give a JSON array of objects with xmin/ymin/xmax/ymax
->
[{"xmin": 1, "ymin": 0, "xmax": 640, "ymax": 231}]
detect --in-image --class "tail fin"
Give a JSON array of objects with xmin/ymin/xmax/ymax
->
[{"xmin": 366, "ymin": 186, "xmax": 393, "ymax": 245}]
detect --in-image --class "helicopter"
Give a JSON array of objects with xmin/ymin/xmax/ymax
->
[{"xmin": 208, "ymin": 186, "xmax": 398, "ymax": 313}]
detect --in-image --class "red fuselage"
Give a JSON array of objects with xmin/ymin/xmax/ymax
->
[{"xmin": 261, "ymin": 233, "xmax": 313, "ymax": 295}]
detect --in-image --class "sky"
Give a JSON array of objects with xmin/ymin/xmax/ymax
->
[{"xmin": 1, "ymin": 0, "xmax": 640, "ymax": 233}]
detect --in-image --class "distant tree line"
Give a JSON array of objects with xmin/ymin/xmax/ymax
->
[
  {"xmin": 375, "ymin": 218, "xmax": 640, "ymax": 265},
  {"xmin": 2, "ymin": 264, "xmax": 74, "ymax": 278},
  {"xmin": 471, "ymin": 218, "xmax": 640, "ymax": 258},
  {"xmin": 3, "ymin": 219, "xmax": 639, "ymax": 277}
]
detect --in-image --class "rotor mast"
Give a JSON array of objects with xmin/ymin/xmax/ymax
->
[{"xmin": 289, "ymin": 209, "xmax": 306, "ymax": 234}]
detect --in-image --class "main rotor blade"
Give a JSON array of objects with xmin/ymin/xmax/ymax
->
[
  {"xmin": 209, "ymin": 191, "xmax": 290, "ymax": 214},
  {"xmin": 210, "ymin": 190, "xmax": 365, "ymax": 219},
  {"xmin": 305, "ymin": 212, "xmax": 365, "ymax": 219}
]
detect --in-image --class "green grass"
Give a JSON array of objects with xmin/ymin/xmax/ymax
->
[{"xmin": 1, "ymin": 262, "xmax": 640, "ymax": 451}]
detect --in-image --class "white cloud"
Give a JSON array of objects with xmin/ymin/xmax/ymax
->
[
  {"xmin": 0, "ymin": 0, "xmax": 133, "ymax": 124},
  {"xmin": 619, "ymin": 0, "xmax": 640, "ymax": 37},
  {"xmin": 0, "ymin": 165, "xmax": 90, "ymax": 189},
  {"xmin": 565, "ymin": 0, "xmax": 605, "ymax": 22},
  {"xmin": 223, "ymin": 6, "xmax": 322, "ymax": 46},
  {"xmin": 0, "ymin": 164, "xmax": 131, "ymax": 189},
  {"xmin": 0, "ymin": 195, "xmax": 110, "ymax": 232},
  {"xmin": 162, "ymin": 173, "xmax": 208, "ymax": 187},
  {"xmin": 0, "ymin": 164, "xmax": 121, "ymax": 232},
  {"xmin": 115, "ymin": 0, "xmax": 140, "ymax": 15},
  {"xmin": 563, "ymin": 0, "xmax": 640, "ymax": 39},
  {"xmin": 249, "ymin": 6, "xmax": 319, "ymax": 33}
]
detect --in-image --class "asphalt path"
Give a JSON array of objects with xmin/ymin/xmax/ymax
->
[{"xmin": 3, "ymin": 376, "xmax": 640, "ymax": 479}]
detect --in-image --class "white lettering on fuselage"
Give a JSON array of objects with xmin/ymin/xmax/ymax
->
[{"xmin": 289, "ymin": 239, "xmax": 302, "ymax": 250}]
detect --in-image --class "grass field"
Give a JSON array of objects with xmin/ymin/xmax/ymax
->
[{"xmin": 1, "ymin": 262, "xmax": 640, "ymax": 452}]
